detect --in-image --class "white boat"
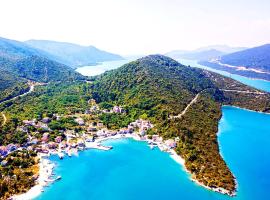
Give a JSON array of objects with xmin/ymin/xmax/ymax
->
[{"xmin": 58, "ymin": 152, "xmax": 64, "ymax": 159}]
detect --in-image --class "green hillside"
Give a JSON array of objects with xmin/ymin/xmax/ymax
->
[
  {"xmin": 1, "ymin": 55, "xmax": 269, "ymax": 195},
  {"xmin": 90, "ymin": 55, "xmax": 270, "ymax": 193}
]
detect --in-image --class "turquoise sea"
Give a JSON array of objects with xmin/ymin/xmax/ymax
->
[
  {"xmin": 36, "ymin": 60, "xmax": 270, "ymax": 200},
  {"xmin": 36, "ymin": 106, "xmax": 270, "ymax": 200}
]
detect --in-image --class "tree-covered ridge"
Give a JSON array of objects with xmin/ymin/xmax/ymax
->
[
  {"xmin": 25, "ymin": 39, "xmax": 124, "ymax": 67},
  {"xmin": 1, "ymin": 55, "xmax": 269, "ymax": 196},
  {"xmin": 0, "ymin": 56, "xmax": 85, "ymax": 83},
  {"xmin": 0, "ymin": 70, "xmax": 29, "ymax": 102},
  {"xmin": 0, "ymin": 37, "xmax": 85, "ymax": 85},
  {"xmin": 90, "ymin": 55, "xmax": 270, "ymax": 194}
]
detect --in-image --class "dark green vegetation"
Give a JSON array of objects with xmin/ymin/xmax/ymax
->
[
  {"xmin": 25, "ymin": 40, "xmax": 123, "ymax": 67},
  {"xmin": 90, "ymin": 55, "xmax": 270, "ymax": 193},
  {"xmin": 0, "ymin": 37, "xmax": 85, "ymax": 102},
  {"xmin": 0, "ymin": 150, "xmax": 38, "ymax": 200},
  {"xmin": 0, "ymin": 55, "xmax": 84, "ymax": 82},
  {"xmin": 0, "ymin": 70, "xmax": 29, "ymax": 103},
  {"xmin": 1, "ymin": 82, "xmax": 92, "ymax": 119},
  {"xmin": 1, "ymin": 55, "xmax": 270, "ymax": 196}
]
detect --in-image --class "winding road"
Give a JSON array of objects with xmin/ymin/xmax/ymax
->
[
  {"xmin": 0, "ymin": 81, "xmax": 45, "ymax": 126},
  {"xmin": 220, "ymin": 89, "xmax": 266, "ymax": 95},
  {"xmin": 169, "ymin": 93, "xmax": 200, "ymax": 119},
  {"xmin": 1, "ymin": 112, "xmax": 7, "ymax": 126}
]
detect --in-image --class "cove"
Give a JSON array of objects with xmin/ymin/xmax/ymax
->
[{"xmin": 35, "ymin": 106, "xmax": 270, "ymax": 200}]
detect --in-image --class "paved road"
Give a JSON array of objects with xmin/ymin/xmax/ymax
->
[{"xmin": 221, "ymin": 89, "xmax": 266, "ymax": 95}]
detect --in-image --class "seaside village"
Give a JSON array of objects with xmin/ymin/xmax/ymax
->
[{"xmin": 0, "ymin": 100, "xmax": 179, "ymax": 190}]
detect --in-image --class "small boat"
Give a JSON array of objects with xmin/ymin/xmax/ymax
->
[
  {"xmin": 58, "ymin": 152, "xmax": 64, "ymax": 159},
  {"xmin": 55, "ymin": 176, "xmax": 62, "ymax": 181}
]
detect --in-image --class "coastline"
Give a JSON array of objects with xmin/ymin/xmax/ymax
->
[
  {"xmin": 12, "ymin": 132, "xmax": 236, "ymax": 199},
  {"xmin": 100, "ymin": 135, "xmax": 236, "ymax": 196},
  {"xmin": 199, "ymin": 61, "xmax": 270, "ymax": 82},
  {"xmin": 11, "ymin": 156, "xmax": 54, "ymax": 200},
  {"xmin": 223, "ymin": 105, "xmax": 270, "ymax": 115}
]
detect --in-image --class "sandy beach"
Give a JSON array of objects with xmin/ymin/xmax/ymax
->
[{"xmin": 11, "ymin": 157, "xmax": 54, "ymax": 200}]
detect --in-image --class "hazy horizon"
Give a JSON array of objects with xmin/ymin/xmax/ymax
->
[{"xmin": 1, "ymin": 0, "xmax": 270, "ymax": 55}]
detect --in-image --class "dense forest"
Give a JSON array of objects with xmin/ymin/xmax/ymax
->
[
  {"xmin": 1, "ymin": 55, "xmax": 270, "ymax": 196},
  {"xmin": 90, "ymin": 55, "xmax": 270, "ymax": 193},
  {"xmin": 0, "ymin": 70, "xmax": 29, "ymax": 102}
]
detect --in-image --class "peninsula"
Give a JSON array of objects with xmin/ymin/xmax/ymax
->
[{"xmin": 1, "ymin": 55, "xmax": 270, "ymax": 199}]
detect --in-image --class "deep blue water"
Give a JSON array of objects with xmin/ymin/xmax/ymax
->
[{"xmin": 36, "ymin": 106, "xmax": 270, "ymax": 200}]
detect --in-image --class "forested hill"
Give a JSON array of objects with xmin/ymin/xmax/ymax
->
[
  {"xmin": 25, "ymin": 40, "xmax": 123, "ymax": 67},
  {"xmin": 0, "ymin": 56, "xmax": 84, "ymax": 83},
  {"xmin": 221, "ymin": 44, "xmax": 270, "ymax": 73},
  {"xmin": 0, "ymin": 37, "xmax": 85, "ymax": 102},
  {"xmin": 0, "ymin": 37, "xmax": 85, "ymax": 82},
  {"xmin": 91, "ymin": 55, "xmax": 270, "ymax": 194}
]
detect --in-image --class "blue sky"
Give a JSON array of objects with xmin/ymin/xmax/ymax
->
[{"xmin": 0, "ymin": 0, "xmax": 269, "ymax": 54}]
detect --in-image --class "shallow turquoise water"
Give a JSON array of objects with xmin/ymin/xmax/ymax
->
[
  {"xmin": 43, "ymin": 59, "xmax": 270, "ymax": 199},
  {"xmin": 36, "ymin": 106, "xmax": 270, "ymax": 200}
]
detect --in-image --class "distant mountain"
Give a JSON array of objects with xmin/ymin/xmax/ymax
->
[
  {"xmin": 166, "ymin": 49, "xmax": 224, "ymax": 61},
  {"xmin": 221, "ymin": 44, "xmax": 270, "ymax": 73},
  {"xmin": 196, "ymin": 45, "xmax": 247, "ymax": 54},
  {"xmin": 0, "ymin": 37, "xmax": 84, "ymax": 83},
  {"xmin": 199, "ymin": 44, "xmax": 270, "ymax": 81},
  {"xmin": 166, "ymin": 45, "xmax": 246, "ymax": 61},
  {"xmin": 25, "ymin": 40, "xmax": 124, "ymax": 67}
]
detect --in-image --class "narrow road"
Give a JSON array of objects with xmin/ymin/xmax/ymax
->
[
  {"xmin": 1, "ymin": 112, "xmax": 7, "ymax": 126},
  {"xmin": 0, "ymin": 82, "xmax": 40, "ymax": 105},
  {"xmin": 221, "ymin": 89, "xmax": 266, "ymax": 95},
  {"xmin": 169, "ymin": 93, "xmax": 200, "ymax": 119}
]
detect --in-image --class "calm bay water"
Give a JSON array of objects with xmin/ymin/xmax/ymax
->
[
  {"xmin": 177, "ymin": 59, "xmax": 270, "ymax": 93},
  {"xmin": 76, "ymin": 58, "xmax": 270, "ymax": 92},
  {"xmin": 37, "ymin": 59, "xmax": 270, "ymax": 200},
  {"xmin": 36, "ymin": 106, "xmax": 270, "ymax": 200},
  {"xmin": 75, "ymin": 59, "xmax": 132, "ymax": 76}
]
